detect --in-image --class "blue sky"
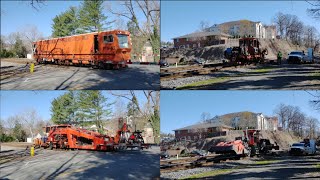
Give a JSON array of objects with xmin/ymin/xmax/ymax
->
[
  {"xmin": 0, "ymin": 1, "xmax": 143, "ymax": 37},
  {"xmin": 161, "ymin": 1, "xmax": 320, "ymax": 42},
  {"xmin": 0, "ymin": 90, "xmax": 148, "ymax": 121},
  {"xmin": 160, "ymin": 91, "xmax": 320, "ymax": 133}
]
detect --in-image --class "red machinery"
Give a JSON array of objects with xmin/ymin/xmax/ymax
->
[
  {"xmin": 209, "ymin": 129, "xmax": 279, "ymax": 157},
  {"xmin": 36, "ymin": 124, "xmax": 115, "ymax": 151},
  {"xmin": 33, "ymin": 30, "xmax": 131, "ymax": 69},
  {"xmin": 228, "ymin": 37, "xmax": 268, "ymax": 64},
  {"xmin": 114, "ymin": 118, "xmax": 149, "ymax": 150}
]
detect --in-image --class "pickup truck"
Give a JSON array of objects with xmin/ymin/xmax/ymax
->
[
  {"xmin": 287, "ymin": 51, "xmax": 313, "ymax": 64},
  {"xmin": 289, "ymin": 139, "xmax": 316, "ymax": 155}
]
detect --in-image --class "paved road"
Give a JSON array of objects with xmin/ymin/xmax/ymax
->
[
  {"xmin": 1, "ymin": 62, "xmax": 159, "ymax": 90},
  {"xmin": 211, "ymin": 154, "xmax": 320, "ymax": 180},
  {"xmin": 0, "ymin": 147, "xmax": 160, "ymax": 180}
]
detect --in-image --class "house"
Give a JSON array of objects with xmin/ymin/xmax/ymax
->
[
  {"xmin": 207, "ymin": 20, "xmax": 277, "ymax": 39},
  {"xmin": 264, "ymin": 25, "xmax": 276, "ymax": 39},
  {"xmin": 172, "ymin": 31, "xmax": 232, "ymax": 48},
  {"xmin": 173, "ymin": 122, "xmax": 233, "ymax": 141}
]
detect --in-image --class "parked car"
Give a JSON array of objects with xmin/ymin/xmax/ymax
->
[
  {"xmin": 159, "ymin": 59, "xmax": 169, "ymax": 67},
  {"xmin": 287, "ymin": 51, "xmax": 308, "ymax": 64}
]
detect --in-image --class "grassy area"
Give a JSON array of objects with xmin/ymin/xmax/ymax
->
[
  {"xmin": 251, "ymin": 68, "xmax": 273, "ymax": 73},
  {"xmin": 254, "ymin": 160, "xmax": 280, "ymax": 165},
  {"xmin": 177, "ymin": 77, "xmax": 230, "ymax": 90},
  {"xmin": 315, "ymin": 164, "xmax": 320, "ymax": 168},
  {"xmin": 182, "ymin": 169, "xmax": 233, "ymax": 179},
  {"xmin": 311, "ymin": 71, "xmax": 320, "ymax": 77}
]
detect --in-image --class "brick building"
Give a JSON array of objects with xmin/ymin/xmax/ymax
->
[
  {"xmin": 173, "ymin": 122, "xmax": 233, "ymax": 141},
  {"xmin": 172, "ymin": 31, "xmax": 232, "ymax": 48}
]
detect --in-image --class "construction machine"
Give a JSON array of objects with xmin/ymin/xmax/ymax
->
[
  {"xmin": 209, "ymin": 128, "xmax": 279, "ymax": 157},
  {"xmin": 227, "ymin": 37, "xmax": 268, "ymax": 64},
  {"xmin": 114, "ymin": 118, "xmax": 149, "ymax": 150},
  {"xmin": 34, "ymin": 124, "xmax": 115, "ymax": 151}
]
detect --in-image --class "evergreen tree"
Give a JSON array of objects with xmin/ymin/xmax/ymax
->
[
  {"xmin": 77, "ymin": 91, "xmax": 112, "ymax": 133},
  {"xmin": 13, "ymin": 36, "xmax": 27, "ymax": 58},
  {"xmin": 78, "ymin": 0, "xmax": 112, "ymax": 32},
  {"xmin": 51, "ymin": 91, "xmax": 78, "ymax": 124},
  {"xmin": 150, "ymin": 108, "xmax": 160, "ymax": 144},
  {"xmin": 12, "ymin": 120, "xmax": 27, "ymax": 142},
  {"xmin": 52, "ymin": 7, "xmax": 79, "ymax": 37},
  {"xmin": 127, "ymin": 95, "xmax": 139, "ymax": 117}
]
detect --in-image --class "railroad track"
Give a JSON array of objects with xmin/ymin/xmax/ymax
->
[
  {"xmin": 160, "ymin": 154, "xmax": 245, "ymax": 173},
  {"xmin": 160, "ymin": 63, "xmax": 253, "ymax": 81}
]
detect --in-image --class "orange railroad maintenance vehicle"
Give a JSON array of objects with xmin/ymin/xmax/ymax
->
[
  {"xmin": 225, "ymin": 37, "xmax": 268, "ymax": 64},
  {"xmin": 209, "ymin": 128, "xmax": 279, "ymax": 157},
  {"xmin": 34, "ymin": 124, "xmax": 115, "ymax": 151},
  {"xmin": 33, "ymin": 30, "xmax": 131, "ymax": 69}
]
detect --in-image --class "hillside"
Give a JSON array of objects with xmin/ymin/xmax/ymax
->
[
  {"xmin": 161, "ymin": 38, "xmax": 311, "ymax": 63},
  {"xmin": 173, "ymin": 130, "xmax": 301, "ymax": 153}
]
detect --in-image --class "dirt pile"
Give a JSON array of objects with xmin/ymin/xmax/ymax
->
[
  {"xmin": 259, "ymin": 39, "xmax": 308, "ymax": 60},
  {"xmin": 167, "ymin": 130, "xmax": 301, "ymax": 152},
  {"xmin": 161, "ymin": 45, "xmax": 225, "ymax": 62}
]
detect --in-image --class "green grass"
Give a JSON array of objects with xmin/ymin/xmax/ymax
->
[
  {"xmin": 315, "ymin": 164, "xmax": 320, "ymax": 168},
  {"xmin": 311, "ymin": 72, "xmax": 320, "ymax": 77},
  {"xmin": 254, "ymin": 160, "xmax": 280, "ymax": 165},
  {"xmin": 182, "ymin": 169, "xmax": 233, "ymax": 179},
  {"xmin": 251, "ymin": 65, "xmax": 277, "ymax": 73},
  {"xmin": 177, "ymin": 77, "xmax": 230, "ymax": 90}
]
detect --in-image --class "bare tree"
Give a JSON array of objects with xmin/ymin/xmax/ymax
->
[
  {"xmin": 306, "ymin": 0, "xmax": 320, "ymax": 20},
  {"xmin": 20, "ymin": 25, "xmax": 43, "ymax": 53},
  {"xmin": 200, "ymin": 112, "xmax": 212, "ymax": 123},
  {"xmin": 107, "ymin": 0, "xmax": 160, "ymax": 61},
  {"xmin": 307, "ymin": 90, "xmax": 320, "ymax": 111},
  {"xmin": 304, "ymin": 25, "xmax": 318, "ymax": 48},
  {"xmin": 199, "ymin": 20, "xmax": 210, "ymax": 32},
  {"xmin": 273, "ymin": 12, "xmax": 286, "ymax": 38}
]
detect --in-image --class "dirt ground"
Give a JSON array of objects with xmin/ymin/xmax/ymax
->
[
  {"xmin": 161, "ymin": 63, "xmax": 320, "ymax": 90},
  {"xmin": 0, "ymin": 58, "xmax": 160, "ymax": 90},
  {"xmin": 0, "ymin": 144, "xmax": 160, "ymax": 180},
  {"xmin": 161, "ymin": 153, "xmax": 320, "ymax": 179},
  {"xmin": 210, "ymin": 154, "xmax": 320, "ymax": 180}
]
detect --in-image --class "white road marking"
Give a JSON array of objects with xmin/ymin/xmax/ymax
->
[{"xmin": 24, "ymin": 78, "xmax": 29, "ymax": 82}]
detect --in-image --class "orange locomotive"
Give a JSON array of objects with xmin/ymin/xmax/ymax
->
[{"xmin": 33, "ymin": 30, "xmax": 131, "ymax": 69}]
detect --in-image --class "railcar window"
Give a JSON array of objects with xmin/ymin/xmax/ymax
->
[
  {"xmin": 117, "ymin": 34, "xmax": 129, "ymax": 48},
  {"xmin": 104, "ymin": 35, "xmax": 113, "ymax": 43}
]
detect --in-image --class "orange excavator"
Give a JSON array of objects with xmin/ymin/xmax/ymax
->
[{"xmin": 209, "ymin": 128, "xmax": 279, "ymax": 157}]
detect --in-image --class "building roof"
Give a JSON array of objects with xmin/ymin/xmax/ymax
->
[
  {"xmin": 173, "ymin": 31, "xmax": 232, "ymax": 39},
  {"xmin": 174, "ymin": 121, "xmax": 233, "ymax": 131}
]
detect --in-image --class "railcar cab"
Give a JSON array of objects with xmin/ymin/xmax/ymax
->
[{"xmin": 97, "ymin": 30, "xmax": 131, "ymax": 54}]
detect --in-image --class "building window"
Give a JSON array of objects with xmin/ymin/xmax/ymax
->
[
  {"xmin": 177, "ymin": 130, "xmax": 180, "ymax": 134},
  {"xmin": 176, "ymin": 39, "xmax": 179, "ymax": 42},
  {"xmin": 186, "ymin": 38, "xmax": 189, "ymax": 41}
]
